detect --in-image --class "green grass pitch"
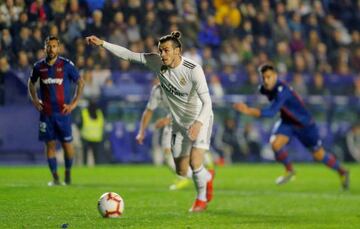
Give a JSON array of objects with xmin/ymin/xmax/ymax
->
[{"xmin": 0, "ymin": 164, "xmax": 359, "ymax": 228}]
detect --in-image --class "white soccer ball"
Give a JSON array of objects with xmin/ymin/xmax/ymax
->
[{"xmin": 97, "ymin": 192, "xmax": 124, "ymax": 218}]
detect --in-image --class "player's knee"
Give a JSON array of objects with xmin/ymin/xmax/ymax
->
[
  {"xmin": 271, "ymin": 142, "xmax": 282, "ymax": 152},
  {"xmin": 312, "ymin": 148, "xmax": 325, "ymax": 161},
  {"xmin": 176, "ymin": 168, "xmax": 188, "ymax": 177},
  {"xmin": 270, "ymin": 135, "xmax": 289, "ymax": 152},
  {"xmin": 47, "ymin": 152, "xmax": 56, "ymax": 158},
  {"xmin": 46, "ymin": 143, "xmax": 57, "ymax": 157},
  {"xmin": 189, "ymin": 159, "xmax": 202, "ymax": 171},
  {"xmin": 270, "ymin": 138, "xmax": 280, "ymax": 152}
]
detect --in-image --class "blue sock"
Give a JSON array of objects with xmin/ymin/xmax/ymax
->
[
  {"xmin": 65, "ymin": 157, "xmax": 73, "ymax": 171},
  {"xmin": 64, "ymin": 157, "xmax": 73, "ymax": 184},
  {"xmin": 274, "ymin": 149, "xmax": 293, "ymax": 172},
  {"xmin": 321, "ymin": 153, "xmax": 346, "ymax": 175},
  {"xmin": 47, "ymin": 157, "xmax": 59, "ymax": 180}
]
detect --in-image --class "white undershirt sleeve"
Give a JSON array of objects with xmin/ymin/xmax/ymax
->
[
  {"xmin": 102, "ymin": 41, "xmax": 144, "ymax": 63},
  {"xmin": 192, "ymin": 66, "xmax": 212, "ymax": 124},
  {"xmin": 197, "ymin": 92, "xmax": 212, "ymax": 124},
  {"xmin": 103, "ymin": 41, "xmax": 162, "ymax": 71}
]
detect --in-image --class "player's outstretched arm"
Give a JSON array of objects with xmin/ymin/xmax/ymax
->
[
  {"xmin": 233, "ymin": 102, "xmax": 261, "ymax": 118},
  {"xmin": 85, "ymin": 35, "xmax": 143, "ymax": 63}
]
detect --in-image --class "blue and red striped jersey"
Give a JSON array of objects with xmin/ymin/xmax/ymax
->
[
  {"xmin": 259, "ymin": 81, "xmax": 314, "ymax": 127},
  {"xmin": 30, "ymin": 56, "xmax": 80, "ymax": 115}
]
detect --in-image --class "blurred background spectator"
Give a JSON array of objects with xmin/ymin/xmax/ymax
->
[{"xmin": 78, "ymin": 99, "xmax": 108, "ymax": 165}]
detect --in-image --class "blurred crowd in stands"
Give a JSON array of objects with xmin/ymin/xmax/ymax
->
[{"xmin": 0, "ymin": 0, "xmax": 360, "ymax": 104}]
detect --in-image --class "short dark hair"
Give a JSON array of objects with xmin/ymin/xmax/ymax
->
[
  {"xmin": 258, "ymin": 64, "xmax": 275, "ymax": 75},
  {"xmin": 158, "ymin": 31, "xmax": 182, "ymax": 50},
  {"xmin": 44, "ymin": 35, "xmax": 60, "ymax": 46}
]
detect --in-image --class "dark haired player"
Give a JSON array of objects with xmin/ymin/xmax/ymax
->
[
  {"xmin": 28, "ymin": 36, "xmax": 84, "ymax": 186},
  {"xmin": 233, "ymin": 64, "xmax": 349, "ymax": 189}
]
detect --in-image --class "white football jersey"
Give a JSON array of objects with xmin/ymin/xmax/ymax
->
[
  {"xmin": 141, "ymin": 54, "xmax": 212, "ymax": 127},
  {"xmin": 103, "ymin": 42, "xmax": 213, "ymax": 128}
]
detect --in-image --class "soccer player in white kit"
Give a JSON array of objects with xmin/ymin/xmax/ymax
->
[
  {"xmin": 136, "ymin": 80, "xmax": 215, "ymax": 191},
  {"xmin": 136, "ymin": 81, "xmax": 174, "ymax": 167},
  {"xmin": 136, "ymin": 81, "xmax": 193, "ymax": 190},
  {"xmin": 86, "ymin": 31, "xmax": 214, "ymax": 212}
]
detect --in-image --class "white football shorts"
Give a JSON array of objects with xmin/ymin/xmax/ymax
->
[{"xmin": 171, "ymin": 114, "xmax": 213, "ymax": 158}]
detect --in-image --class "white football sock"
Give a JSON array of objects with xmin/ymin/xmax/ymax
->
[
  {"xmin": 186, "ymin": 167, "xmax": 193, "ymax": 178},
  {"xmin": 192, "ymin": 165, "xmax": 211, "ymax": 201}
]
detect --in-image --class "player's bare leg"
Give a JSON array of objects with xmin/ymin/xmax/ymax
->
[
  {"xmin": 271, "ymin": 135, "xmax": 295, "ymax": 185},
  {"xmin": 62, "ymin": 142, "xmax": 75, "ymax": 185},
  {"xmin": 46, "ymin": 140, "xmax": 60, "ymax": 186},
  {"xmin": 173, "ymin": 155, "xmax": 190, "ymax": 177},
  {"xmin": 188, "ymin": 147, "xmax": 214, "ymax": 212},
  {"xmin": 170, "ymin": 150, "xmax": 215, "ymax": 191},
  {"xmin": 168, "ymin": 148, "xmax": 192, "ymax": 190},
  {"xmin": 313, "ymin": 147, "xmax": 349, "ymax": 190}
]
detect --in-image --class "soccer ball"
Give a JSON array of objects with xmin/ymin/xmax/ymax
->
[{"xmin": 97, "ymin": 192, "xmax": 124, "ymax": 218}]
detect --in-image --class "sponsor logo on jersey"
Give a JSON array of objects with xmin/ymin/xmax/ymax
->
[
  {"xmin": 39, "ymin": 68, "xmax": 48, "ymax": 72},
  {"xmin": 41, "ymin": 78, "xmax": 63, "ymax": 85},
  {"xmin": 56, "ymin": 68, "xmax": 62, "ymax": 72},
  {"xmin": 160, "ymin": 80, "xmax": 188, "ymax": 97}
]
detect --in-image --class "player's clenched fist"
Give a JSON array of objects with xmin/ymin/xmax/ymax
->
[
  {"xmin": 86, "ymin": 35, "xmax": 104, "ymax": 46},
  {"xmin": 33, "ymin": 99, "xmax": 43, "ymax": 112},
  {"xmin": 136, "ymin": 132, "xmax": 145, "ymax": 145}
]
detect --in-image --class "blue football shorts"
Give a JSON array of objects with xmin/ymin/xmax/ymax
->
[
  {"xmin": 271, "ymin": 120, "xmax": 322, "ymax": 152},
  {"xmin": 39, "ymin": 113, "xmax": 73, "ymax": 142}
]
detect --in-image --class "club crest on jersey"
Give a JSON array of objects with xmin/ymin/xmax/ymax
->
[
  {"xmin": 179, "ymin": 77, "xmax": 186, "ymax": 86},
  {"xmin": 160, "ymin": 81, "xmax": 188, "ymax": 97}
]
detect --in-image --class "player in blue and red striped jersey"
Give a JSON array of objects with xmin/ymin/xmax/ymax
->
[
  {"xmin": 233, "ymin": 64, "xmax": 349, "ymax": 190},
  {"xmin": 28, "ymin": 36, "xmax": 84, "ymax": 186}
]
